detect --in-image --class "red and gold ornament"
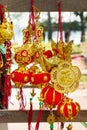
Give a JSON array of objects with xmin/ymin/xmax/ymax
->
[
  {"xmin": 30, "ymin": 72, "xmax": 50, "ymax": 85},
  {"xmin": 39, "ymin": 84, "xmax": 64, "ymax": 108},
  {"xmin": 11, "ymin": 69, "xmax": 32, "ymax": 88},
  {"xmin": 57, "ymin": 98, "xmax": 80, "ymax": 120}
]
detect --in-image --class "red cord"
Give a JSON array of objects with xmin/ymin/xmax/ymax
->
[{"xmin": 58, "ymin": 0, "xmax": 63, "ymax": 41}]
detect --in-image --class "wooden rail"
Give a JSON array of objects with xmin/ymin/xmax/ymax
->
[
  {"xmin": 0, "ymin": 0, "xmax": 87, "ymax": 12},
  {"xmin": 0, "ymin": 110, "xmax": 86, "ymax": 123}
]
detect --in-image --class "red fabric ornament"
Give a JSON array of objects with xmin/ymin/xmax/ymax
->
[
  {"xmin": 30, "ymin": 72, "xmax": 50, "ymax": 85},
  {"xmin": 14, "ymin": 50, "xmax": 32, "ymax": 65},
  {"xmin": 11, "ymin": 70, "xmax": 32, "ymax": 87},
  {"xmin": 57, "ymin": 98, "xmax": 80, "ymax": 120},
  {"xmin": 40, "ymin": 84, "xmax": 64, "ymax": 108}
]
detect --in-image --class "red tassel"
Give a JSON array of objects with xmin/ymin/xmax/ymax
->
[
  {"xmin": 35, "ymin": 109, "xmax": 42, "ymax": 130},
  {"xmin": 19, "ymin": 88, "xmax": 26, "ymax": 110},
  {"xmin": 60, "ymin": 122, "xmax": 64, "ymax": 130},
  {"xmin": 28, "ymin": 101, "xmax": 33, "ymax": 130},
  {"xmin": 0, "ymin": 4, "xmax": 4, "ymax": 22},
  {"xmin": 58, "ymin": 0, "xmax": 63, "ymax": 40},
  {"xmin": 2, "ymin": 74, "xmax": 12, "ymax": 108}
]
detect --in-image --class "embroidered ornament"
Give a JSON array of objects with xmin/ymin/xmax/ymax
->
[
  {"xmin": 39, "ymin": 84, "xmax": 64, "ymax": 109},
  {"xmin": 11, "ymin": 44, "xmax": 33, "ymax": 110},
  {"xmin": 50, "ymin": 60, "xmax": 81, "ymax": 93},
  {"xmin": 11, "ymin": 69, "xmax": 32, "ymax": 88},
  {"xmin": 30, "ymin": 72, "xmax": 50, "ymax": 86},
  {"xmin": 57, "ymin": 98, "xmax": 80, "ymax": 120}
]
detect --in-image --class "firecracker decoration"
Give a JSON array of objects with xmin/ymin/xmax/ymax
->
[
  {"xmin": 0, "ymin": 52, "xmax": 4, "ymax": 108},
  {"xmin": 0, "ymin": 5, "xmax": 14, "ymax": 108},
  {"xmin": 57, "ymin": 98, "xmax": 80, "ymax": 120},
  {"xmin": 2, "ymin": 41, "xmax": 12, "ymax": 108}
]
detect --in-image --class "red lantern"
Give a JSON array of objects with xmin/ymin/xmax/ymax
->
[
  {"xmin": 40, "ymin": 84, "xmax": 64, "ymax": 108},
  {"xmin": 57, "ymin": 98, "xmax": 80, "ymax": 120},
  {"xmin": 30, "ymin": 72, "xmax": 50, "ymax": 85},
  {"xmin": 11, "ymin": 69, "xmax": 32, "ymax": 87}
]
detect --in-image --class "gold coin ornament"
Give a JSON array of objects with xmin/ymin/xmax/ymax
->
[
  {"xmin": 72, "ymin": 66, "xmax": 81, "ymax": 81},
  {"xmin": 50, "ymin": 67, "xmax": 58, "ymax": 83},
  {"xmin": 54, "ymin": 82, "xmax": 65, "ymax": 93},
  {"xmin": 47, "ymin": 114, "xmax": 55, "ymax": 124},
  {"xmin": 57, "ymin": 68, "xmax": 75, "ymax": 88},
  {"xmin": 69, "ymin": 81, "xmax": 79, "ymax": 93},
  {"xmin": 50, "ymin": 59, "xmax": 81, "ymax": 93},
  {"xmin": 58, "ymin": 61, "xmax": 72, "ymax": 70},
  {"xmin": 49, "ymin": 39, "xmax": 81, "ymax": 93}
]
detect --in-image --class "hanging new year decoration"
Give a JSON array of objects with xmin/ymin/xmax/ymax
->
[
  {"xmin": 0, "ymin": 4, "xmax": 14, "ymax": 108},
  {"xmin": 7, "ymin": 0, "xmax": 82, "ymax": 129}
]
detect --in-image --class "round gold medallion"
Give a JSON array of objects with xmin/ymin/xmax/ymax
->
[
  {"xmin": 47, "ymin": 114, "xmax": 55, "ymax": 124},
  {"xmin": 68, "ymin": 81, "xmax": 79, "ymax": 92},
  {"xmin": 57, "ymin": 68, "xmax": 75, "ymax": 88},
  {"xmin": 50, "ymin": 67, "xmax": 58, "ymax": 83},
  {"xmin": 58, "ymin": 61, "xmax": 72, "ymax": 70},
  {"xmin": 72, "ymin": 66, "xmax": 81, "ymax": 81},
  {"xmin": 54, "ymin": 82, "xmax": 65, "ymax": 93}
]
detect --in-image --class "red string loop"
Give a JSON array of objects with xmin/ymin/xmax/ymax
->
[
  {"xmin": 29, "ymin": 0, "xmax": 35, "ymax": 31},
  {"xmin": 58, "ymin": 0, "xmax": 63, "ymax": 41}
]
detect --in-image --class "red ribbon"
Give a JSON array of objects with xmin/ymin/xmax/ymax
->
[
  {"xmin": 60, "ymin": 122, "xmax": 64, "ymax": 130},
  {"xmin": 29, "ymin": 0, "xmax": 35, "ymax": 30},
  {"xmin": 19, "ymin": 88, "xmax": 26, "ymax": 110},
  {"xmin": 35, "ymin": 109, "xmax": 42, "ymax": 130},
  {"xmin": 58, "ymin": 0, "xmax": 63, "ymax": 41},
  {"xmin": 28, "ymin": 101, "xmax": 33, "ymax": 130},
  {"xmin": 0, "ymin": 4, "xmax": 4, "ymax": 22},
  {"xmin": 2, "ymin": 74, "xmax": 12, "ymax": 109}
]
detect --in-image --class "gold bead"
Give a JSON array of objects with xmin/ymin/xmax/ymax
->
[
  {"xmin": 43, "ymin": 76, "xmax": 48, "ymax": 81},
  {"xmin": 31, "ymin": 77, "xmax": 34, "ymax": 82},
  {"xmin": 24, "ymin": 76, "xmax": 29, "ymax": 82}
]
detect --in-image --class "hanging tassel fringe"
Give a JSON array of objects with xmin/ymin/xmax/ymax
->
[
  {"xmin": 2, "ymin": 74, "xmax": 11, "ymax": 108},
  {"xmin": 19, "ymin": 88, "xmax": 26, "ymax": 110},
  {"xmin": 35, "ymin": 109, "xmax": 42, "ymax": 130},
  {"xmin": 28, "ymin": 98, "xmax": 33, "ymax": 130}
]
